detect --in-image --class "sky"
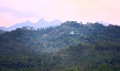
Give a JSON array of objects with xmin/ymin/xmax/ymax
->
[{"xmin": 0, "ymin": 0, "xmax": 120, "ymax": 27}]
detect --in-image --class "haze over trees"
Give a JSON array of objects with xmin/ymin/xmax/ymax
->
[{"xmin": 0, "ymin": 21, "xmax": 120, "ymax": 71}]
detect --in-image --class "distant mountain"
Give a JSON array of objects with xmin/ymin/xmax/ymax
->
[
  {"xmin": 0, "ymin": 20, "xmax": 113, "ymax": 31},
  {"xmin": 34, "ymin": 18, "xmax": 61, "ymax": 28},
  {"xmin": 0, "ymin": 27, "xmax": 7, "ymax": 31},
  {"xmin": 7, "ymin": 20, "xmax": 33, "ymax": 31},
  {"xmin": 6, "ymin": 18, "xmax": 61, "ymax": 31}
]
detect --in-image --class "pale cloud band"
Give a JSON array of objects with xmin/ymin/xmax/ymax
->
[
  {"xmin": 0, "ymin": 0, "xmax": 120, "ymax": 27},
  {"xmin": 0, "ymin": 6, "xmax": 39, "ymax": 18}
]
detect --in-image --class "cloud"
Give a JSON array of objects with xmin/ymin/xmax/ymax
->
[
  {"xmin": 0, "ymin": 7, "xmax": 38, "ymax": 18},
  {"xmin": 0, "ymin": 0, "xmax": 120, "ymax": 27}
]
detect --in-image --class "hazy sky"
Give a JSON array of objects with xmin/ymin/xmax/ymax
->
[{"xmin": 0, "ymin": 0, "xmax": 120, "ymax": 27}]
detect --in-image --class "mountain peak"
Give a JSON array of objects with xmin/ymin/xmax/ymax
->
[
  {"xmin": 38, "ymin": 18, "xmax": 46, "ymax": 23},
  {"xmin": 24, "ymin": 20, "xmax": 31, "ymax": 23}
]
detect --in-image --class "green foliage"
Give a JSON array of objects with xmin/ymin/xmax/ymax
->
[{"xmin": 0, "ymin": 21, "xmax": 120, "ymax": 71}]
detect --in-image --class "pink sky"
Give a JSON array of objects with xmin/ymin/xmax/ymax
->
[{"xmin": 0, "ymin": 0, "xmax": 120, "ymax": 27}]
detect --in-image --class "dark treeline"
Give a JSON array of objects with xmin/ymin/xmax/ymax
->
[{"xmin": 0, "ymin": 21, "xmax": 120, "ymax": 71}]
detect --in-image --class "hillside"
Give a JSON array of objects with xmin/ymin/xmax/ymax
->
[{"xmin": 0, "ymin": 21, "xmax": 120, "ymax": 71}]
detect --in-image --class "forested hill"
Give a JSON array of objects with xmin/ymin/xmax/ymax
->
[
  {"xmin": 1, "ymin": 21, "xmax": 120, "ymax": 51},
  {"xmin": 0, "ymin": 21, "xmax": 120, "ymax": 71}
]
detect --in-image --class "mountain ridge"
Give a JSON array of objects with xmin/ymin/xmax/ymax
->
[
  {"xmin": 0, "ymin": 19, "xmax": 115, "ymax": 31},
  {"xmin": 1, "ymin": 18, "xmax": 62, "ymax": 31}
]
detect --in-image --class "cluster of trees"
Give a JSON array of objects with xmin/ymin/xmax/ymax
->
[
  {"xmin": 0, "ymin": 21, "xmax": 120, "ymax": 71},
  {"xmin": 0, "ymin": 30, "xmax": 5, "ymax": 34}
]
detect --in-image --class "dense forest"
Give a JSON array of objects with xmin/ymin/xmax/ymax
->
[{"xmin": 0, "ymin": 21, "xmax": 120, "ymax": 71}]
